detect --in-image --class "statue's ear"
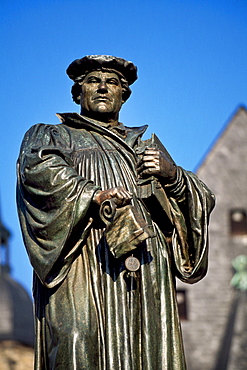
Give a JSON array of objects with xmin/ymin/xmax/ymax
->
[{"xmin": 78, "ymin": 92, "xmax": 82, "ymax": 103}]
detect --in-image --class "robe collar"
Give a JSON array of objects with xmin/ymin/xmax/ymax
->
[{"xmin": 56, "ymin": 112, "xmax": 148, "ymax": 151}]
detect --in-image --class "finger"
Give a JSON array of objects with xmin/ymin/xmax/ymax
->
[
  {"xmin": 115, "ymin": 186, "xmax": 132, "ymax": 195},
  {"xmin": 122, "ymin": 192, "xmax": 132, "ymax": 200},
  {"xmin": 137, "ymin": 161, "xmax": 159, "ymax": 173},
  {"xmin": 139, "ymin": 158, "xmax": 159, "ymax": 166},
  {"xmin": 144, "ymin": 148, "xmax": 159, "ymax": 155},
  {"xmin": 141, "ymin": 168, "xmax": 159, "ymax": 176},
  {"xmin": 143, "ymin": 153, "xmax": 159, "ymax": 161},
  {"xmin": 113, "ymin": 194, "xmax": 132, "ymax": 206},
  {"xmin": 116, "ymin": 187, "xmax": 132, "ymax": 196},
  {"xmin": 113, "ymin": 187, "xmax": 132, "ymax": 200},
  {"xmin": 137, "ymin": 164, "xmax": 146, "ymax": 174},
  {"xmin": 142, "ymin": 155, "xmax": 159, "ymax": 163},
  {"xmin": 115, "ymin": 191, "xmax": 125, "ymax": 200},
  {"xmin": 118, "ymin": 191, "xmax": 132, "ymax": 201}
]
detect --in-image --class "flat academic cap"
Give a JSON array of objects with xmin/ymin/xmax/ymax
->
[{"xmin": 66, "ymin": 55, "xmax": 138, "ymax": 85}]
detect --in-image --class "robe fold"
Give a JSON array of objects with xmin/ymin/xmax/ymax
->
[{"xmin": 17, "ymin": 113, "xmax": 215, "ymax": 369}]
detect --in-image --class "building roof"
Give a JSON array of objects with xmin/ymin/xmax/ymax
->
[
  {"xmin": 196, "ymin": 105, "xmax": 247, "ymax": 173},
  {"xmin": 0, "ymin": 220, "xmax": 34, "ymax": 347},
  {"xmin": 0, "ymin": 266, "xmax": 34, "ymax": 347}
]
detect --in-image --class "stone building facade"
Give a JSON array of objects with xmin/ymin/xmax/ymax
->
[{"xmin": 178, "ymin": 106, "xmax": 247, "ymax": 369}]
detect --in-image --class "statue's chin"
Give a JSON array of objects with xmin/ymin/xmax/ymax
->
[{"xmin": 94, "ymin": 103, "xmax": 111, "ymax": 113}]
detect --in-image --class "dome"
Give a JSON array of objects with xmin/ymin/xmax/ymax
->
[
  {"xmin": 0, "ymin": 266, "xmax": 34, "ymax": 347},
  {"xmin": 0, "ymin": 266, "xmax": 34, "ymax": 346}
]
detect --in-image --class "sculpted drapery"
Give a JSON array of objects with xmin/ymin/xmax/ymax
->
[{"xmin": 17, "ymin": 113, "xmax": 215, "ymax": 369}]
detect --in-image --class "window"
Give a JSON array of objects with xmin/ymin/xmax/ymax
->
[
  {"xmin": 176, "ymin": 289, "xmax": 187, "ymax": 320},
  {"xmin": 230, "ymin": 209, "xmax": 247, "ymax": 236}
]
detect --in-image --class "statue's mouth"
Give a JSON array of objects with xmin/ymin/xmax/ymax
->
[{"xmin": 93, "ymin": 95, "xmax": 112, "ymax": 102}]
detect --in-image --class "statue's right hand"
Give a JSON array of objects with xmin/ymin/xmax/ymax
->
[{"xmin": 93, "ymin": 186, "xmax": 132, "ymax": 207}]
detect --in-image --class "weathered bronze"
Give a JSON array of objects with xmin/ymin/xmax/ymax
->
[{"xmin": 16, "ymin": 55, "xmax": 215, "ymax": 369}]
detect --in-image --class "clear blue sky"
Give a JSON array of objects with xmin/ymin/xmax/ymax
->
[{"xmin": 1, "ymin": 0, "xmax": 247, "ymax": 295}]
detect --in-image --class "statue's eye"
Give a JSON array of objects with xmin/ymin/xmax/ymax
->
[
  {"xmin": 108, "ymin": 79, "xmax": 119, "ymax": 85},
  {"xmin": 87, "ymin": 78, "xmax": 98, "ymax": 84}
]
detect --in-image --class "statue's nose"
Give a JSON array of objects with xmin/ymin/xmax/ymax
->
[{"xmin": 98, "ymin": 81, "xmax": 108, "ymax": 93}]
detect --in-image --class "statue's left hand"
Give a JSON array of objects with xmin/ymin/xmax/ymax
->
[{"xmin": 137, "ymin": 147, "xmax": 177, "ymax": 184}]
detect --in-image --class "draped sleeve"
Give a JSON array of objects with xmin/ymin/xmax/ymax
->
[
  {"xmin": 16, "ymin": 123, "xmax": 100, "ymax": 288},
  {"xmin": 167, "ymin": 167, "xmax": 215, "ymax": 283}
]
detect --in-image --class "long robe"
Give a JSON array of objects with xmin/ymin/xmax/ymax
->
[{"xmin": 17, "ymin": 113, "xmax": 215, "ymax": 369}]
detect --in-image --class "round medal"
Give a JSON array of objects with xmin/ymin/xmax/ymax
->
[{"xmin": 125, "ymin": 256, "xmax": 140, "ymax": 272}]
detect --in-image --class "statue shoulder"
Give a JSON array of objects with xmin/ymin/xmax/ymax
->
[{"xmin": 19, "ymin": 123, "xmax": 73, "ymax": 155}]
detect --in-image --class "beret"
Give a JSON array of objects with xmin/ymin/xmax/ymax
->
[{"xmin": 66, "ymin": 55, "xmax": 137, "ymax": 85}]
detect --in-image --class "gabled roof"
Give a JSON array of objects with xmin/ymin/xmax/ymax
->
[{"xmin": 196, "ymin": 106, "xmax": 247, "ymax": 173}]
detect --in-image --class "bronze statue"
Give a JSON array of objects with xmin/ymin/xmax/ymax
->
[{"xmin": 17, "ymin": 55, "xmax": 215, "ymax": 369}]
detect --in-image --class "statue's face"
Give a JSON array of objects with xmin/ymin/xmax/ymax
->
[{"xmin": 80, "ymin": 71, "xmax": 123, "ymax": 122}]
